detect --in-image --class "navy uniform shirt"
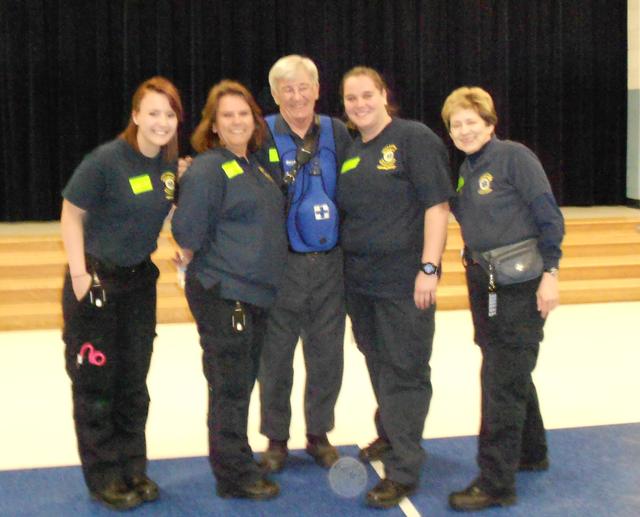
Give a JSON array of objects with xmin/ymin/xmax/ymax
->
[
  {"xmin": 172, "ymin": 147, "xmax": 287, "ymax": 308},
  {"xmin": 63, "ymin": 138, "xmax": 175, "ymax": 266},
  {"xmin": 453, "ymin": 136, "xmax": 564, "ymax": 268},
  {"xmin": 337, "ymin": 118, "xmax": 453, "ymax": 297}
]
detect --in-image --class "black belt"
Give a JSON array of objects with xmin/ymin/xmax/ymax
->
[{"xmin": 86, "ymin": 254, "xmax": 151, "ymax": 277}]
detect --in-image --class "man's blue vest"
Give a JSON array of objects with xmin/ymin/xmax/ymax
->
[{"xmin": 266, "ymin": 115, "xmax": 339, "ymax": 252}]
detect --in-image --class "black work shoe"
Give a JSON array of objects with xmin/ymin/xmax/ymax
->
[
  {"xmin": 216, "ymin": 478, "xmax": 280, "ymax": 500},
  {"xmin": 90, "ymin": 480, "xmax": 143, "ymax": 511},
  {"xmin": 358, "ymin": 437, "xmax": 392, "ymax": 463},
  {"xmin": 449, "ymin": 482, "xmax": 516, "ymax": 511},
  {"xmin": 306, "ymin": 435, "xmax": 339, "ymax": 468},
  {"xmin": 259, "ymin": 440, "xmax": 288, "ymax": 473},
  {"xmin": 366, "ymin": 478, "xmax": 416, "ymax": 509},
  {"xmin": 127, "ymin": 474, "xmax": 159, "ymax": 502},
  {"xmin": 519, "ymin": 457, "xmax": 550, "ymax": 471}
]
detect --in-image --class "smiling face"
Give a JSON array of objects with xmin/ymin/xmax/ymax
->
[
  {"xmin": 272, "ymin": 67, "xmax": 319, "ymax": 129},
  {"xmin": 342, "ymin": 74, "xmax": 391, "ymax": 141},
  {"xmin": 133, "ymin": 90, "xmax": 178, "ymax": 158},
  {"xmin": 448, "ymin": 107, "xmax": 494, "ymax": 155},
  {"xmin": 212, "ymin": 94, "xmax": 255, "ymax": 157}
]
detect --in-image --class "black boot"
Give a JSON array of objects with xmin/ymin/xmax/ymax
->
[
  {"xmin": 306, "ymin": 434, "xmax": 339, "ymax": 468},
  {"xmin": 449, "ymin": 481, "xmax": 516, "ymax": 511},
  {"xmin": 216, "ymin": 478, "xmax": 280, "ymax": 500},
  {"xmin": 366, "ymin": 478, "xmax": 416, "ymax": 509},
  {"xmin": 358, "ymin": 437, "xmax": 391, "ymax": 462},
  {"xmin": 259, "ymin": 439, "xmax": 289, "ymax": 473},
  {"xmin": 90, "ymin": 480, "xmax": 142, "ymax": 511},
  {"xmin": 127, "ymin": 474, "xmax": 159, "ymax": 502}
]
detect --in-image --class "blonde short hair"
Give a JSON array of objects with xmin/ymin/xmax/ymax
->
[
  {"xmin": 441, "ymin": 86, "xmax": 497, "ymax": 132},
  {"xmin": 268, "ymin": 55, "xmax": 319, "ymax": 93}
]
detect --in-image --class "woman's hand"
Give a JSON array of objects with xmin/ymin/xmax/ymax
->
[
  {"xmin": 173, "ymin": 249, "xmax": 193, "ymax": 289},
  {"xmin": 71, "ymin": 273, "xmax": 92, "ymax": 301},
  {"xmin": 177, "ymin": 156, "xmax": 193, "ymax": 179},
  {"xmin": 536, "ymin": 272, "xmax": 559, "ymax": 318},
  {"xmin": 414, "ymin": 272, "xmax": 438, "ymax": 310},
  {"xmin": 172, "ymin": 249, "xmax": 193, "ymax": 269}
]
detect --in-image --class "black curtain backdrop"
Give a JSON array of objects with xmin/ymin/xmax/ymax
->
[{"xmin": 0, "ymin": 0, "xmax": 628, "ymax": 221}]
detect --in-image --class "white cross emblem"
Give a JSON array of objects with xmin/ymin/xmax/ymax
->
[{"xmin": 314, "ymin": 204, "xmax": 330, "ymax": 220}]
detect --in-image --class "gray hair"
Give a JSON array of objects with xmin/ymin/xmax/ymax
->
[{"xmin": 268, "ymin": 55, "xmax": 319, "ymax": 93}]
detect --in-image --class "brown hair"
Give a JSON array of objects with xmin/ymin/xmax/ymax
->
[
  {"xmin": 190, "ymin": 80, "xmax": 267, "ymax": 154},
  {"xmin": 340, "ymin": 66, "xmax": 398, "ymax": 129},
  {"xmin": 441, "ymin": 86, "xmax": 498, "ymax": 132},
  {"xmin": 119, "ymin": 76, "xmax": 184, "ymax": 162}
]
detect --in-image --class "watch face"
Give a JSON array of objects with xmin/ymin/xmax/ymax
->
[{"xmin": 422, "ymin": 262, "xmax": 437, "ymax": 275}]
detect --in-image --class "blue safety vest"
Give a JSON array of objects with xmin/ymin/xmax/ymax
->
[{"xmin": 266, "ymin": 115, "xmax": 339, "ymax": 252}]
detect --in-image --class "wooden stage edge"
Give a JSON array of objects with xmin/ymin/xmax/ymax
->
[
  {"xmin": 1, "ymin": 205, "xmax": 639, "ymax": 236},
  {"xmin": 1, "ymin": 206, "xmax": 639, "ymax": 331}
]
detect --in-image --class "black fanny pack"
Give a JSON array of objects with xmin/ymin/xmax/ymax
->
[{"xmin": 471, "ymin": 238, "xmax": 543, "ymax": 285}]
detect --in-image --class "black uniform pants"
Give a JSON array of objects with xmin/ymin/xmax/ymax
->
[
  {"xmin": 466, "ymin": 261, "xmax": 548, "ymax": 496},
  {"xmin": 62, "ymin": 258, "xmax": 158, "ymax": 492},
  {"xmin": 346, "ymin": 291, "xmax": 434, "ymax": 486},
  {"xmin": 259, "ymin": 248, "xmax": 345, "ymax": 441},
  {"xmin": 185, "ymin": 276, "xmax": 267, "ymax": 488}
]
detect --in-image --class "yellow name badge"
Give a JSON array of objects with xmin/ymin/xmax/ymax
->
[
  {"xmin": 129, "ymin": 174, "xmax": 153, "ymax": 195},
  {"xmin": 221, "ymin": 160, "xmax": 244, "ymax": 179},
  {"xmin": 340, "ymin": 156, "xmax": 361, "ymax": 174},
  {"xmin": 268, "ymin": 147, "xmax": 280, "ymax": 163}
]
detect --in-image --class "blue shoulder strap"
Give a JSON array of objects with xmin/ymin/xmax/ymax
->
[{"xmin": 265, "ymin": 115, "xmax": 336, "ymax": 175}]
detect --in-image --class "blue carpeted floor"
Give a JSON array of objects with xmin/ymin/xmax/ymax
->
[{"xmin": 1, "ymin": 423, "xmax": 638, "ymax": 516}]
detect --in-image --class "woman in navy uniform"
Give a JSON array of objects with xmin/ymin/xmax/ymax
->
[
  {"xmin": 61, "ymin": 76, "xmax": 183, "ymax": 510},
  {"xmin": 441, "ymin": 86, "xmax": 564, "ymax": 511},
  {"xmin": 338, "ymin": 67, "xmax": 452, "ymax": 509},
  {"xmin": 172, "ymin": 80, "xmax": 287, "ymax": 500}
]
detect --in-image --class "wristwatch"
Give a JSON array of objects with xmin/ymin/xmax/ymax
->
[
  {"xmin": 544, "ymin": 267, "xmax": 559, "ymax": 277},
  {"xmin": 420, "ymin": 262, "xmax": 439, "ymax": 275}
]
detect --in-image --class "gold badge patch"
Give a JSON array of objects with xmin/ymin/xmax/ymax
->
[
  {"xmin": 161, "ymin": 171, "xmax": 176, "ymax": 200},
  {"xmin": 477, "ymin": 172, "xmax": 493, "ymax": 195},
  {"xmin": 377, "ymin": 144, "xmax": 397, "ymax": 171}
]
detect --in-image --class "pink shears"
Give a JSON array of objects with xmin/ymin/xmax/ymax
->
[{"xmin": 77, "ymin": 342, "xmax": 106, "ymax": 367}]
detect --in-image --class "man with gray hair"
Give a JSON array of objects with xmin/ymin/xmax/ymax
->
[{"xmin": 257, "ymin": 55, "xmax": 351, "ymax": 472}]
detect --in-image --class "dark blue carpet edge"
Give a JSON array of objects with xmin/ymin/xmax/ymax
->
[
  {"xmin": 1, "ymin": 422, "xmax": 638, "ymax": 516},
  {"xmin": 413, "ymin": 421, "xmax": 640, "ymax": 516}
]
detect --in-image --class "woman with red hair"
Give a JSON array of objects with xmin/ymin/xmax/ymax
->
[{"xmin": 61, "ymin": 76, "xmax": 183, "ymax": 511}]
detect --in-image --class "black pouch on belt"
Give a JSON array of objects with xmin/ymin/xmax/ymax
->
[{"xmin": 471, "ymin": 238, "xmax": 543, "ymax": 286}]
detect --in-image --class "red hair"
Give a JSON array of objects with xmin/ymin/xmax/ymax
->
[{"xmin": 120, "ymin": 76, "xmax": 184, "ymax": 162}]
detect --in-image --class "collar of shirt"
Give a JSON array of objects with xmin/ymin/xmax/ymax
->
[
  {"xmin": 468, "ymin": 134, "xmax": 497, "ymax": 168},
  {"xmin": 217, "ymin": 146, "xmax": 252, "ymax": 166},
  {"xmin": 274, "ymin": 113, "xmax": 320, "ymax": 143}
]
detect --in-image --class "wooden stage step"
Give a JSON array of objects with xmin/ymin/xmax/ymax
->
[{"xmin": 1, "ymin": 214, "xmax": 639, "ymax": 331}]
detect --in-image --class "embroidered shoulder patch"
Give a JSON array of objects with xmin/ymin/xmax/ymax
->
[
  {"xmin": 377, "ymin": 144, "xmax": 397, "ymax": 171},
  {"xmin": 129, "ymin": 174, "xmax": 153, "ymax": 195},
  {"xmin": 477, "ymin": 172, "xmax": 493, "ymax": 195},
  {"xmin": 340, "ymin": 157, "xmax": 361, "ymax": 174},
  {"xmin": 221, "ymin": 160, "xmax": 244, "ymax": 179}
]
